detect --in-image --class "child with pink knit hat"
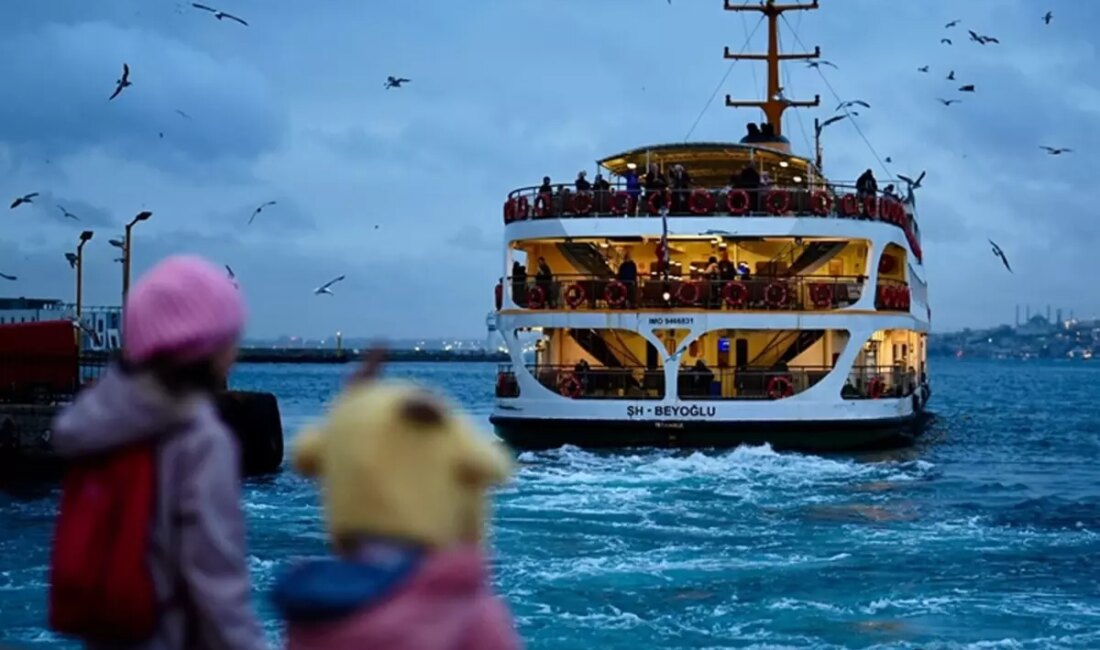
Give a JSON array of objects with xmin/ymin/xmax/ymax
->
[{"xmin": 50, "ymin": 255, "xmax": 268, "ymax": 650}]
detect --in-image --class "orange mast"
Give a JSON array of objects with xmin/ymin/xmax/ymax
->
[{"xmin": 723, "ymin": 0, "xmax": 821, "ymax": 137}]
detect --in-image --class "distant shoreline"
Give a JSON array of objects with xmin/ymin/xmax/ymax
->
[{"xmin": 236, "ymin": 348, "xmax": 508, "ymax": 364}]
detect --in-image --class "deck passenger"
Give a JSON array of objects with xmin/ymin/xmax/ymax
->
[
  {"xmin": 703, "ymin": 256, "xmax": 720, "ymax": 307},
  {"xmin": 644, "ymin": 163, "xmax": 668, "ymax": 213},
  {"xmin": 511, "ymin": 261, "xmax": 527, "ymax": 307},
  {"xmin": 538, "ymin": 176, "xmax": 553, "ymax": 197},
  {"xmin": 535, "ymin": 257, "xmax": 555, "ymax": 308},
  {"xmin": 593, "ymin": 173, "xmax": 610, "ymax": 192},
  {"xmin": 624, "ymin": 163, "xmax": 641, "ymax": 214},
  {"xmin": 575, "ymin": 171, "xmax": 591, "ymax": 192},
  {"xmin": 617, "ymin": 251, "xmax": 638, "ymax": 308},
  {"xmin": 856, "ymin": 168, "xmax": 877, "ymax": 199},
  {"xmin": 718, "ymin": 252, "xmax": 736, "ymax": 282},
  {"xmin": 669, "ymin": 164, "xmax": 692, "ymax": 213}
]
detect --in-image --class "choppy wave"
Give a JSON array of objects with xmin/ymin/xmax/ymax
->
[{"xmin": 3, "ymin": 360, "xmax": 1100, "ymax": 649}]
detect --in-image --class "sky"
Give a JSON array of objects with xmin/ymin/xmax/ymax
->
[{"xmin": 0, "ymin": 0, "xmax": 1097, "ymax": 338}]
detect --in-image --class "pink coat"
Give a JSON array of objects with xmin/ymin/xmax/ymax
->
[{"xmin": 279, "ymin": 547, "xmax": 521, "ymax": 650}]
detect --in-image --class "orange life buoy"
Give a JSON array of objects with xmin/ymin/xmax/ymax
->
[
  {"xmin": 868, "ymin": 376, "xmax": 885, "ymax": 399},
  {"xmin": 559, "ymin": 373, "xmax": 583, "ymax": 398},
  {"xmin": 610, "ymin": 191, "xmax": 634, "ymax": 216},
  {"xmin": 878, "ymin": 254, "xmax": 897, "ymax": 275},
  {"xmin": 527, "ymin": 285, "xmax": 546, "ymax": 309},
  {"xmin": 676, "ymin": 281, "xmax": 700, "ymax": 305},
  {"xmin": 689, "ymin": 189, "xmax": 715, "ymax": 215},
  {"xmin": 811, "ymin": 191, "xmax": 833, "ymax": 216},
  {"xmin": 722, "ymin": 281, "xmax": 748, "ymax": 308},
  {"xmin": 767, "ymin": 375, "xmax": 794, "ymax": 400},
  {"xmin": 516, "ymin": 195, "xmax": 530, "ymax": 219},
  {"xmin": 840, "ymin": 194, "xmax": 859, "ymax": 217},
  {"xmin": 862, "ymin": 196, "xmax": 878, "ymax": 220},
  {"xmin": 765, "ymin": 190, "xmax": 791, "ymax": 215},
  {"xmin": 570, "ymin": 192, "xmax": 593, "ymax": 216},
  {"xmin": 604, "ymin": 280, "xmax": 628, "ymax": 308},
  {"xmin": 534, "ymin": 192, "xmax": 553, "ymax": 218},
  {"xmin": 647, "ymin": 190, "xmax": 669, "ymax": 215},
  {"xmin": 810, "ymin": 283, "xmax": 833, "ymax": 309},
  {"xmin": 765, "ymin": 282, "xmax": 790, "ymax": 309},
  {"xmin": 564, "ymin": 283, "xmax": 586, "ymax": 309},
  {"xmin": 727, "ymin": 189, "xmax": 750, "ymax": 216}
]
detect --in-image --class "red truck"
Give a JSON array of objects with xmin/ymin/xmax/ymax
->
[{"xmin": 0, "ymin": 320, "xmax": 80, "ymax": 402}]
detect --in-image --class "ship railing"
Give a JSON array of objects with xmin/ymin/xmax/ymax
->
[
  {"xmin": 677, "ymin": 364, "xmax": 915, "ymax": 401},
  {"xmin": 519, "ymin": 364, "xmax": 664, "ymax": 400},
  {"xmin": 496, "ymin": 362, "xmax": 916, "ymax": 401},
  {"xmin": 873, "ymin": 278, "xmax": 912, "ymax": 313},
  {"xmin": 507, "ymin": 273, "xmax": 870, "ymax": 312},
  {"xmin": 0, "ymin": 352, "xmax": 108, "ymax": 405},
  {"xmin": 504, "ymin": 181, "xmax": 917, "ymax": 227}
]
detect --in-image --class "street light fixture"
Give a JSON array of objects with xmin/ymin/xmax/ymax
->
[
  {"xmin": 122, "ymin": 211, "xmax": 152, "ymax": 300},
  {"xmin": 76, "ymin": 230, "xmax": 94, "ymax": 320}
]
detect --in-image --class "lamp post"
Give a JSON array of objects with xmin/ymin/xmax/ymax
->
[
  {"xmin": 75, "ymin": 230, "xmax": 94, "ymax": 319},
  {"xmin": 122, "ymin": 211, "xmax": 152, "ymax": 300}
]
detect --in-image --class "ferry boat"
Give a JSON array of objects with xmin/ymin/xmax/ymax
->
[{"xmin": 490, "ymin": 0, "xmax": 931, "ymax": 451}]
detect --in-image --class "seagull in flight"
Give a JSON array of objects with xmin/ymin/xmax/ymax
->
[
  {"xmin": 815, "ymin": 114, "xmax": 848, "ymax": 135},
  {"xmin": 805, "ymin": 60, "xmax": 838, "ymax": 69},
  {"xmin": 884, "ymin": 156, "xmax": 893, "ymax": 163},
  {"xmin": 1042, "ymin": 11, "xmax": 1053, "ymax": 25},
  {"xmin": 57, "ymin": 205, "xmax": 79, "ymax": 220},
  {"xmin": 0, "ymin": 272, "xmax": 16, "ymax": 281},
  {"xmin": 958, "ymin": 84, "xmax": 976, "ymax": 92},
  {"xmin": 109, "ymin": 237, "xmax": 125, "ymax": 249},
  {"xmin": 314, "ymin": 275, "xmax": 346, "ymax": 296},
  {"xmin": 937, "ymin": 98, "xmax": 962, "ymax": 106},
  {"xmin": 898, "ymin": 171, "xmax": 926, "ymax": 191},
  {"xmin": 1040, "ymin": 146, "xmax": 1072, "ymax": 155},
  {"xmin": 989, "ymin": 239, "xmax": 1012, "ymax": 273},
  {"xmin": 10, "ymin": 193, "xmax": 39, "ymax": 209},
  {"xmin": 384, "ymin": 76, "xmax": 411, "ymax": 89},
  {"xmin": 109, "ymin": 63, "xmax": 131, "ymax": 100},
  {"xmin": 968, "ymin": 30, "xmax": 999, "ymax": 44},
  {"xmin": 946, "ymin": 70, "xmax": 955, "ymax": 80},
  {"xmin": 249, "ymin": 200, "xmax": 276, "ymax": 225},
  {"xmin": 945, "ymin": 19, "xmax": 961, "ymax": 28},
  {"xmin": 917, "ymin": 65, "xmax": 929, "ymax": 73},
  {"xmin": 191, "ymin": 3, "xmax": 248, "ymax": 26},
  {"xmin": 940, "ymin": 38, "xmax": 952, "ymax": 45},
  {"xmin": 65, "ymin": 253, "xmax": 78, "ymax": 269},
  {"xmin": 836, "ymin": 100, "xmax": 870, "ymax": 112},
  {"xmin": 226, "ymin": 265, "xmax": 236, "ymax": 280},
  {"xmin": 175, "ymin": 109, "xmax": 192, "ymax": 119}
]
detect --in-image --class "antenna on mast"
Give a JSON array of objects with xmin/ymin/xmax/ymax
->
[{"xmin": 724, "ymin": 0, "xmax": 821, "ymax": 144}]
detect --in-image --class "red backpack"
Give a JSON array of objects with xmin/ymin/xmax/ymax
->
[{"xmin": 48, "ymin": 443, "xmax": 158, "ymax": 642}]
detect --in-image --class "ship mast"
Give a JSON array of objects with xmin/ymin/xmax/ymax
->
[{"xmin": 723, "ymin": 0, "xmax": 821, "ymax": 139}]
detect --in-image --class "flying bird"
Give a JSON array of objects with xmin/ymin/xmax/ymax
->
[
  {"xmin": 917, "ymin": 65, "xmax": 929, "ymax": 73},
  {"xmin": 806, "ymin": 60, "xmax": 838, "ymax": 69},
  {"xmin": 968, "ymin": 30, "xmax": 999, "ymax": 44},
  {"xmin": 384, "ymin": 76, "xmax": 411, "ymax": 89},
  {"xmin": 945, "ymin": 19, "xmax": 961, "ymax": 28},
  {"xmin": 946, "ymin": 70, "xmax": 955, "ymax": 80},
  {"xmin": 815, "ymin": 114, "xmax": 848, "ymax": 135},
  {"xmin": 10, "ymin": 193, "xmax": 39, "ymax": 209},
  {"xmin": 314, "ymin": 275, "xmax": 346, "ymax": 296},
  {"xmin": 248, "ymin": 200, "xmax": 276, "ymax": 225},
  {"xmin": 1043, "ymin": 11, "xmax": 1053, "ymax": 25},
  {"xmin": 937, "ymin": 98, "xmax": 962, "ymax": 106},
  {"xmin": 898, "ymin": 171, "xmax": 926, "ymax": 190},
  {"xmin": 57, "ymin": 205, "xmax": 79, "ymax": 220},
  {"xmin": 65, "ymin": 253, "xmax": 78, "ymax": 269},
  {"xmin": 1040, "ymin": 146, "xmax": 1072, "ymax": 155},
  {"xmin": 191, "ymin": 3, "xmax": 248, "ymax": 26},
  {"xmin": 109, "ymin": 238, "xmax": 125, "ymax": 249},
  {"xmin": 109, "ymin": 63, "xmax": 131, "ymax": 100},
  {"xmin": 989, "ymin": 239, "xmax": 1012, "ymax": 273},
  {"xmin": 940, "ymin": 38, "xmax": 952, "ymax": 45},
  {"xmin": 836, "ymin": 100, "xmax": 870, "ymax": 112},
  {"xmin": 0, "ymin": 272, "xmax": 16, "ymax": 281},
  {"xmin": 175, "ymin": 109, "xmax": 192, "ymax": 119},
  {"xmin": 884, "ymin": 156, "xmax": 893, "ymax": 163},
  {"xmin": 958, "ymin": 84, "xmax": 976, "ymax": 92}
]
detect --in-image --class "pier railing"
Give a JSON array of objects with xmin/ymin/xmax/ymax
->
[
  {"xmin": 509, "ymin": 274, "xmax": 874, "ymax": 312},
  {"xmin": 0, "ymin": 353, "xmax": 107, "ymax": 404},
  {"xmin": 497, "ymin": 363, "xmax": 916, "ymax": 401}
]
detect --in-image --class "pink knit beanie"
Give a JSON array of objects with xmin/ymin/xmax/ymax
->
[{"xmin": 123, "ymin": 255, "xmax": 246, "ymax": 365}]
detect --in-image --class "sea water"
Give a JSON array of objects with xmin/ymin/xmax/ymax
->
[{"xmin": 2, "ymin": 359, "xmax": 1099, "ymax": 649}]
